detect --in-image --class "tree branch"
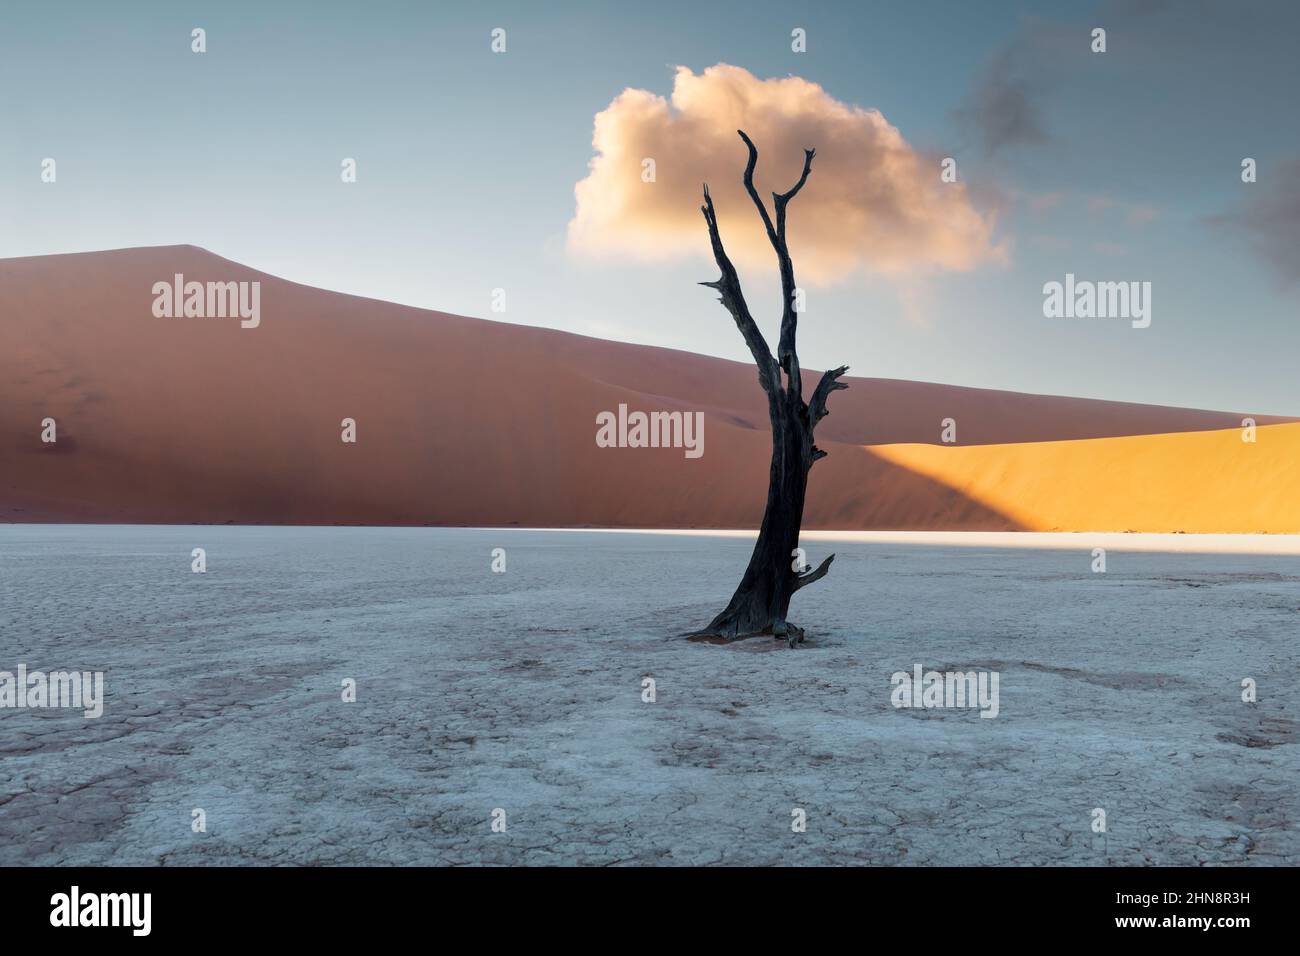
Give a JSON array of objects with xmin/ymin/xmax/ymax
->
[
  {"xmin": 793, "ymin": 553, "xmax": 835, "ymax": 591},
  {"xmin": 699, "ymin": 184, "xmax": 779, "ymax": 395},
  {"xmin": 737, "ymin": 130, "xmax": 781, "ymax": 253},
  {"xmin": 809, "ymin": 365, "xmax": 850, "ymax": 427},
  {"xmin": 735, "ymin": 130, "xmax": 815, "ymax": 401},
  {"xmin": 773, "ymin": 148, "xmax": 816, "ymax": 241}
]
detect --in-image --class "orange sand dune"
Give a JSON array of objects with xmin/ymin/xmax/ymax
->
[
  {"xmin": 1, "ymin": 245, "xmax": 1293, "ymax": 531},
  {"xmin": 872, "ymin": 424, "xmax": 1300, "ymax": 534}
]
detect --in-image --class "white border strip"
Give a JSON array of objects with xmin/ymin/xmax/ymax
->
[{"xmin": 475, "ymin": 528, "xmax": 1300, "ymax": 555}]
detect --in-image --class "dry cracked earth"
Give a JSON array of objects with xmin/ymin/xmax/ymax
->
[{"xmin": 1, "ymin": 526, "xmax": 1296, "ymax": 865}]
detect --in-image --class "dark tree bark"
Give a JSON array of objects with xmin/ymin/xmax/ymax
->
[{"xmin": 694, "ymin": 131, "xmax": 849, "ymax": 647}]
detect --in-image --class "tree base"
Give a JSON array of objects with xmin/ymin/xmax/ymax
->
[{"xmin": 687, "ymin": 620, "xmax": 807, "ymax": 648}]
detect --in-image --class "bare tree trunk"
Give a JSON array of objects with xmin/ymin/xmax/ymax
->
[{"xmin": 694, "ymin": 131, "xmax": 849, "ymax": 646}]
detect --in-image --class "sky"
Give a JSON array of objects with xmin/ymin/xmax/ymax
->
[{"xmin": 2, "ymin": 0, "xmax": 1297, "ymax": 413}]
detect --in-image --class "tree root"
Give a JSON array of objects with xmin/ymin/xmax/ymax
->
[{"xmin": 686, "ymin": 619, "xmax": 806, "ymax": 648}]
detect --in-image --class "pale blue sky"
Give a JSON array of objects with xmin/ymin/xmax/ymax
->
[{"xmin": 2, "ymin": 0, "xmax": 1297, "ymax": 412}]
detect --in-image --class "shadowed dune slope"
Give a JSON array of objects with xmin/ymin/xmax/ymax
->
[{"xmin": 1, "ymin": 246, "xmax": 1292, "ymax": 530}]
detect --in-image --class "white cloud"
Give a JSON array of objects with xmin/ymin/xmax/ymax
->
[{"xmin": 568, "ymin": 64, "xmax": 1004, "ymax": 285}]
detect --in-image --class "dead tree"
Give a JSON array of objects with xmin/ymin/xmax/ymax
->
[{"xmin": 695, "ymin": 130, "xmax": 848, "ymax": 646}]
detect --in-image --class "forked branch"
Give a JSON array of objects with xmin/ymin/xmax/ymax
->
[
  {"xmin": 793, "ymin": 553, "xmax": 835, "ymax": 591},
  {"xmin": 773, "ymin": 147, "xmax": 816, "ymax": 240},
  {"xmin": 809, "ymin": 365, "xmax": 850, "ymax": 426},
  {"xmin": 736, "ymin": 130, "xmax": 816, "ymax": 397},
  {"xmin": 699, "ymin": 184, "xmax": 780, "ymax": 396}
]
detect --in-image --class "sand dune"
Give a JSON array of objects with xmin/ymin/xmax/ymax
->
[
  {"xmin": 872, "ymin": 423, "xmax": 1300, "ymax": 533},
  {"xmin": 1, "ymin": 245, "xmax": 1294, "ymax": 531}
]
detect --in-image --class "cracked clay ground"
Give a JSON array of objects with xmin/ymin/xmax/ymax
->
[{"xmin": 1, "ymin": 525, "xmax": 1296, "ymax": 865}]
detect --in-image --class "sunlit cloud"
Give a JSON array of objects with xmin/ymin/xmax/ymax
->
[{"xmin": 568, "ymin": 64, "xmax": 1004, "ymax": 285}]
